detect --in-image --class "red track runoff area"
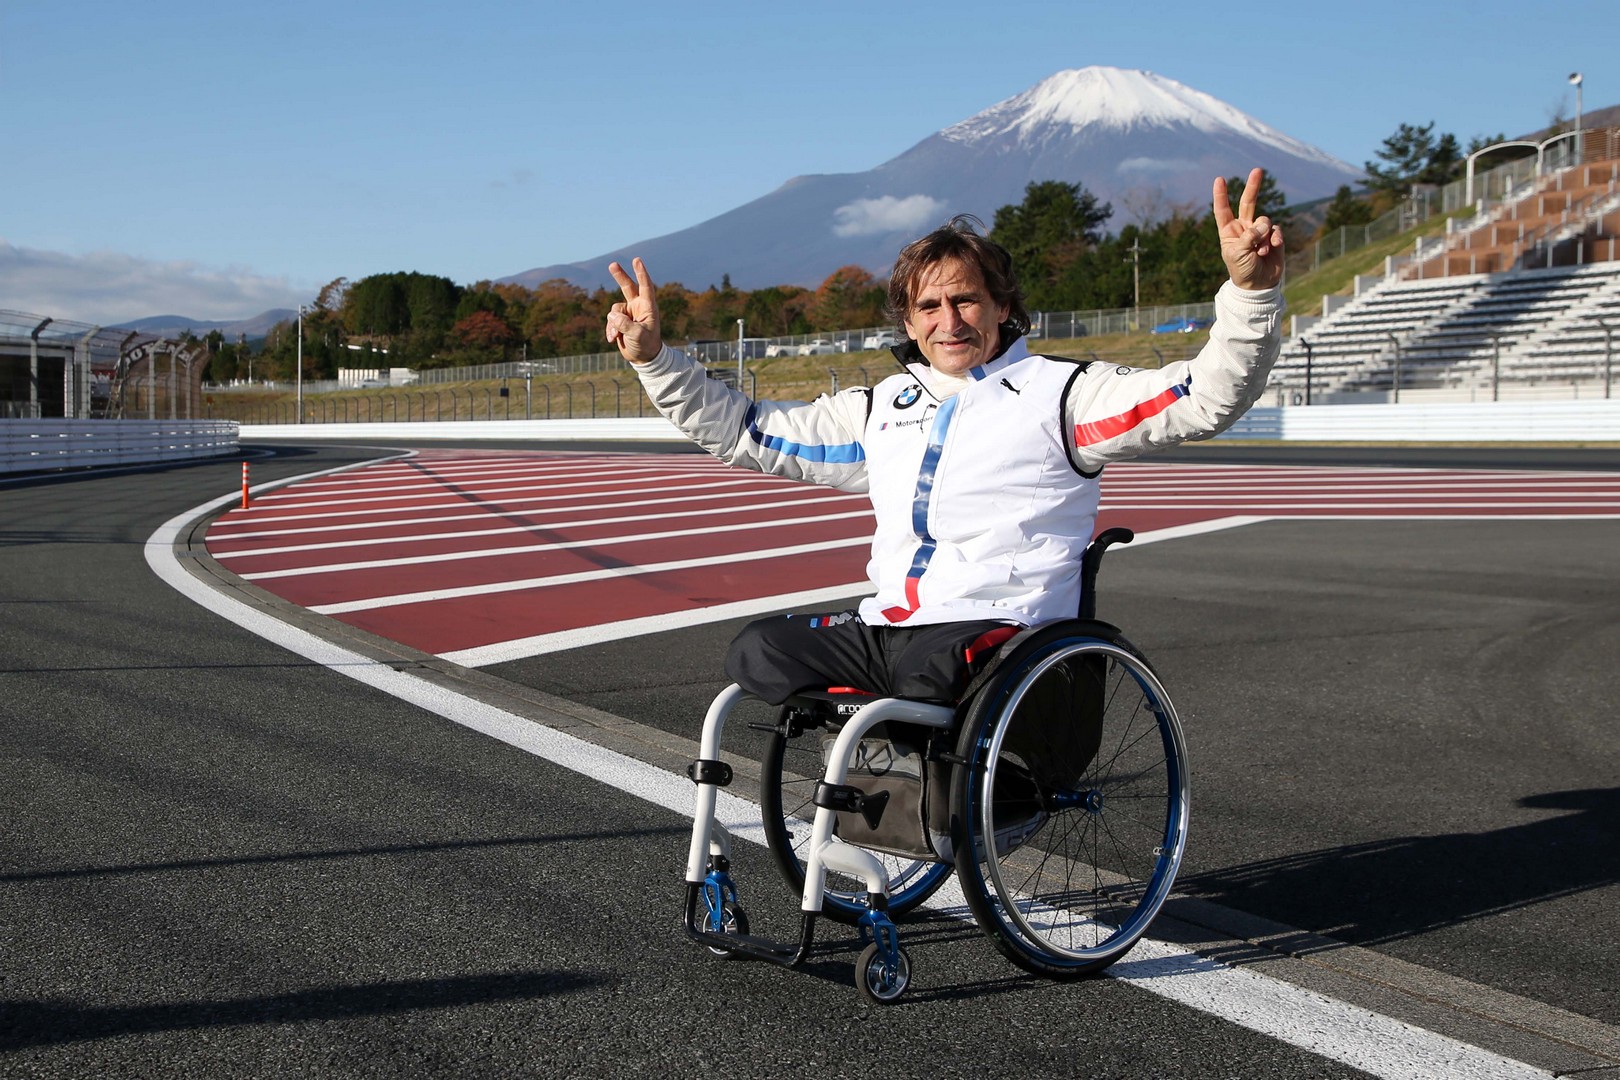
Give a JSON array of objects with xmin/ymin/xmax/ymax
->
[{"xmin": 206, "ymin": 449, "xmax": 1620, "ymax": 667}]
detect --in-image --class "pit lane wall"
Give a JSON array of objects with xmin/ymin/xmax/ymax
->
[
  {"xmin": 0, "ymin": 419, "xmax": 239, "ymax": 475},
  {"xmin": 235, "ymin": 400, "xmax": 1620, "ymax": 444}
]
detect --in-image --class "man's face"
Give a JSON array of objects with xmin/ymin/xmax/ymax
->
[{"xmin": 902, "ymin": 258, "xmax": 1011, "ymax": 376}]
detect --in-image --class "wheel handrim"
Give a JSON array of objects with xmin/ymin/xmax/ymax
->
[{"xmin": 975, "ymin": 641, "xmax": 1188, "ymax": 965}]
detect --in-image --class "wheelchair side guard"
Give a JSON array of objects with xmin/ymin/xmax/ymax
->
[{"xmin": 814, "ymin": 780, "xmax": 890, "ymax": 830}]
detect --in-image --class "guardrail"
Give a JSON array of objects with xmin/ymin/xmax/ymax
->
[{"xmin": 0, "ymin": 419, "xmax": 239, "ymax": 475}]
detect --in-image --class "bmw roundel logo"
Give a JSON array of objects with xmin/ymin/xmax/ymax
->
[{"xmin": 894, "ymin": 385, "xmax": 922, "ymax": 409}]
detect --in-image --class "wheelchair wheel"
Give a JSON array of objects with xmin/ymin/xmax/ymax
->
[
  {"xmin": 760, "ymin": 710, "xmax": 952, "ymax": 925},
  {"xmin": 703, "ymin": 897, "xmax": 750, "ymax": 959},
  {"xmin": 950, "ymin": 625, "xmax": 1188, "ymax": 978},
  {"xmin": 855, "ymin": 942, "xmax": 911, "ymax": 1005}
]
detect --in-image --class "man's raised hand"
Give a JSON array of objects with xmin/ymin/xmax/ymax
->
[
  {"xmin": 605, "ymin": 257, "xmax": 663, "ymax": 364},
  {"xmin": 1214, "ymin": 167, "xmax": 1285, "ymax": 291}
]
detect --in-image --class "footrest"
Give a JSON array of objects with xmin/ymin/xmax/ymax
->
[{"xmin": 683, "ymin": 883, "xmax": 815, "ymax": 968}]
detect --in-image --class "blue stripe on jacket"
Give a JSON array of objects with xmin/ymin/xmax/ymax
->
[{"xmin": 744, "ymin": 404, "xmax": 866, "ymax": 464}]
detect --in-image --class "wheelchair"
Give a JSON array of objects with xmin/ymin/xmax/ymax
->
[{"xmin": 680, "ymin": 528, "xmax": 1189, "ymax": 1003}]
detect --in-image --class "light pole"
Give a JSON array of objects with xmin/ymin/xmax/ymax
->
[
  {"xmin": 1569, "ymin": 72, "xmax": 1584, "ymax": 166},
  {"xmin": 1386, "ymin": 331, "xmax": 1402, "ymax": 404},
  {"xmin": 736, "ymin": 318, "xmax": 745, "ymax": 386},
  {"xmin": 295, "ymin": 303, "xmax": 307, "ymax": 424},
  {"xmin": 1125, "ymin": 236, "xmax": 1142, "ymax": 330},
  {"xmin": 1600, "ymin": 317, "xmax": 1617, "ymax": 399},
  {"xmin": 1490, "ymin": 330, "xmax": 1503, "ymax": 402}
]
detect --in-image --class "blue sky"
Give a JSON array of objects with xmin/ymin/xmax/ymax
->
[{"xmin": 4, "ymin": 0, "xmax": 1613, "ymax": 324}]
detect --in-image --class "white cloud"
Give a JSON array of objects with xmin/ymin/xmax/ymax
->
[
  {"xmin": 831, "ymin": 194, "xmax": 947, "ymax": 238},
  {"xmin": 0, "ymin": 239, "xmax": 310, "ymax": 325},
  {"xmin": 1116, "ymin": 156, "xmax": 1199, "ymax": 176}
]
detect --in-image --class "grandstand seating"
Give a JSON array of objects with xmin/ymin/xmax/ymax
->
[
  {"xmin": 1271, "ymin": 263, "xmax": 1620, "ymax": 399},
  {"xmin": 1408, "ymin": 159, "xmax": 1620, "ymax": 279},
  {"xmin": 1271, "ymin": 137, "xmax": 1620, "ymax": 401}
]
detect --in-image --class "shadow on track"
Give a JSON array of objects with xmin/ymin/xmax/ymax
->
[
  {"xmin": 0, "ymin": 970, "xmax": 601, "ymax": 1050},
  {"xmin": 0, "ymin": 827, "xmax": 689, "ymax": 885},
  {"xmin": 1178, "ymin": 786, "xmax": 1620, "ymax": 949}
]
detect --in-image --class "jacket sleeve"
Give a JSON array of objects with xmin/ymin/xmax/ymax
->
[
  {"xmin": 1064, "ymin": 281, "xmax": 1283, "ymax": 473},
  {"xmin": 631, "ymin": 344, "xmax": 871, "ymax": 492}
]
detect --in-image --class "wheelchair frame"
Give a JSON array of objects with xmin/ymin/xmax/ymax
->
[{"xmin": 679, "ymin": 528, "xmax": 1190, "ymax": 1003}]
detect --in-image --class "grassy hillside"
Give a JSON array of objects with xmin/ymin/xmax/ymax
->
[{"xmin": 1282, "ymin": 211, "xmax": 1463, "ymax": 316}]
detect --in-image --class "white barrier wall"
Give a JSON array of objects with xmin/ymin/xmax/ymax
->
[
  {"xmin": 0, "ymin": 419, "xmax": 240, "ymax": 475},
  {"xmin": 239, "ymin": 400, "xmax": 1620, "ymax": 445},
  {"xmin": 1224, "ymin": 400, "xmax": 1620, "ymax": 442}
]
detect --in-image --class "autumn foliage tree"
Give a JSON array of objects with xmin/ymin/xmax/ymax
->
[
  {"xmin": 450, "ymin": 309, "xmax": 518, "ymax": 351},
  {"xmin": 812, "ymin": 266, "xmax": 885, "ymax": 332}
]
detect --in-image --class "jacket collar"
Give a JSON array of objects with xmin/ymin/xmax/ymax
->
[{"xmin": 891, "ymin": 332, "xmax": 1030, "ymax": 383}]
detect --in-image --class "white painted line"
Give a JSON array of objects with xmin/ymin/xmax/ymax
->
[
  {"xmin": 1095, "ymin": 501, "xmax": 1620, "ymax": 510},
  {"xmin": 209, "ymin": 485, "xmax": 851, "ymax": 538},
  {"xmin": 1095, "ymin": 501, "xmax": 1620, "ymax": 511},
  {"xmin": 1102, "ymin": 476, "xmax": 1620, "ymax": 491},
  {"xmin": 237, "ymin": 509, "xmax": 873, "ymax": 581},
  {"xmin": 308, "ymin": 535, "xmax": 874, "ymax": 615},
  {"xmin": 1100, "ymin": 935, "xmax": 1549, "ymax": 1079},
  {"xmin": 281, "ymin": 459, "xmax": 725, "ymax": 493},
  {"xmin": 213, "ymin": 494, "xmax": 871, "ymax": 559},
  {"xmin": 208, "ymin": 477, "xmax": 795, "ymax": 527},
  {"xmin": 441, "ymin": 582, "xmax": 878, "ymax": 667},
  {"xmin": 147, "ymin": 487, "xmax": 1550, "ymax": 1080},
  {"xmin": 442, "ymin": 518, "xmax": 1265, "ymax": 666},
  {"xmin": 254, "ymin": 468, "xmax": 755, "ymax": 508}
]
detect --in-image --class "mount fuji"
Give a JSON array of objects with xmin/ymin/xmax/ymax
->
[{"xmin": 503, "ymin": 67, "xmax": 1362, "ymax": 292}]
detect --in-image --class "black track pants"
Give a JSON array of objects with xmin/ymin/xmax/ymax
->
[{"xmin": 724, "ymin": 610, "xmax": 1018, "ymax": 706}]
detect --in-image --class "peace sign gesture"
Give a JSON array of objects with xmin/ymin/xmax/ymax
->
[
  {"xmin": 1214, "ymin": 167, "xmax": 1285, "ymax": 291},
  {"xmin": 605, "ymin": 257, "xmax": 663, "ymax": 364}
]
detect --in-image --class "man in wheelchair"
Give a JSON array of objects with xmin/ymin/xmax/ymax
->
[{"xmin": 606, "ymin": 168, "xmax": 1285, "ymax": 707}]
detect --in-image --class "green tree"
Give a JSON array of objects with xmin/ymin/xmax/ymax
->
[
  {"xmin": 1365, "ymin": 121, "xmax": 1462, "ymax": 195},
  {"xmin": 455, "ymin": 282, "xmax": 508, "ymax": 322},
  {"xmin": 1321, "ymin": 185, "xmax": 1375, "ymax": 233},
  {"xmin": 1222, "ymin": 171, "xmax": 1291, "ymax": 226},
  {"xmin": 404, "ymin": 273, "xmax": 460, "ymax": 335},
  {"xmin": 991, "ymin": 180, "xmax": 1112, "ymax": 308},
  {"xmin": 342, "ymin": 274, "xmax": 409, "ymax": 336},
  {"xmin": 1418, "ymin": 131, "xmax": 1462, "ymax": 186}
]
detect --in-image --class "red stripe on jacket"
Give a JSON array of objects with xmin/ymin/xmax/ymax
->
[{"xmin": 1073, "ymin": 377, "xmax": 1191, "ymax": 447}]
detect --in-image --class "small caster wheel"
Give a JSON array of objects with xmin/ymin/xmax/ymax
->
[
  {"xmin": 855, "ymin": 941, "xmax": 910, "ymax": 1004},
  {"xmin": 705, "ymin": 900, "xmax": 749, "ymax": 958}
]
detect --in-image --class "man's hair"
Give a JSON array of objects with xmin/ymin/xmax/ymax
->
[{"xmin": 884, "ymin": 214, "xmax": 1032, "ymax": 340}]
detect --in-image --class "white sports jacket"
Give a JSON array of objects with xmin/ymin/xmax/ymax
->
[{"xmin": 633, "ymin": 280, "xmax": 1282, "ymax": 627}]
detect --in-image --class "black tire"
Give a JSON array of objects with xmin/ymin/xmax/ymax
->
[
  {"xmin": 950, "ymin": 624, "xmax": 1189, "ymax": 978},
  {"xmin": 703, "ymin": 898, "xmax": 749, "ymax": 959},
  {"xmin": 855, "ymin": 942, "xmax": 911, "ymax": 1005},
  {"xmin": 760, "ymin": 709, "xmax": 951, "ymax": 925}
]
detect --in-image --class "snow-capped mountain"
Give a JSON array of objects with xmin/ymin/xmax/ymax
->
[
  {"xmin": 941, "ymin": 66, "xmax": 1347, "ymax": 167},
  {"xmin": 503, "ymin": 67, "xmax": 1362, "ymax": 293}
]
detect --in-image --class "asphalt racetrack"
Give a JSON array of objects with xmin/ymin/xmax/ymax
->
[{"xmin": 3, "ymin": 439, "xmax": 1618, "ymax": 1078}]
